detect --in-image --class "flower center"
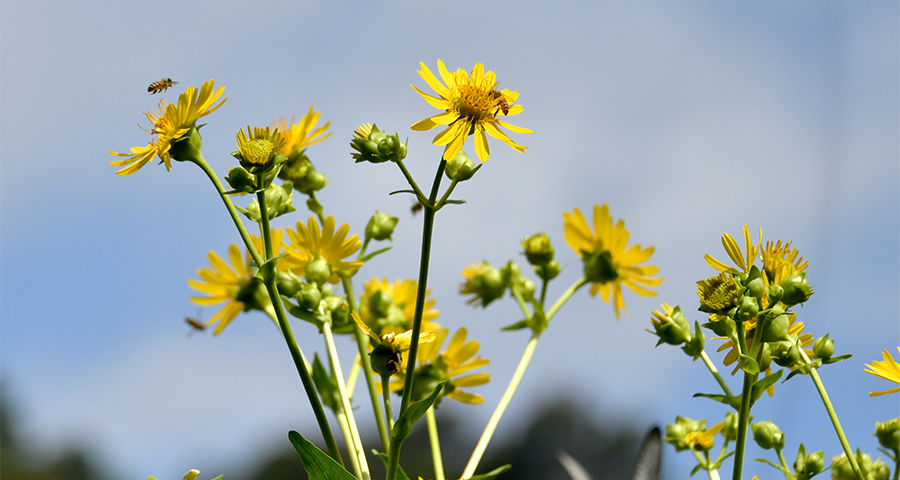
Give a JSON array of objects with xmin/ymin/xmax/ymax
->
[
  {"xmin": 454, "ymin": 83, "xmax": 503, "ymax": 122},
  {"xmin": 243, "ymin": 139, "xmax": 276, "ymax": 165}
]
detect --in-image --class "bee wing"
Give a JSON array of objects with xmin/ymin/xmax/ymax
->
[
  {"xmin": 632, "ymin": 427, "xmax": 662, "ymax": 480},
  {"xmin": 557, "ymin": 451, "xmax": 593, "ymax": 480}
]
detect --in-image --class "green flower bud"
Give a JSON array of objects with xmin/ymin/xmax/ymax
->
[
  {"xmin": 875, "ymin": 418, "xmax": 900, "ymax": 451},
  {"xmin": 305, "ymin": 257, "xmax": 333, "ymax": 285},
  {"xmin": 721, "ymin": 411, "xmax": 739, "ymax": 441},
  {"xmin": 758, "ymin": 342, "xmax": 773, "ymax": 372},
  {"xmin": 170, "ymin": 126, "xmax": 204, "ymax": 164},
  {"xmin": 813, "ymin": 334, "xmax": 835, "ymax": 360},
  {"xmin": 377, "ymin": 134, "xmax": 407, "ymax": 162},
  {"xmin": 745, "ymin": 266, "xmax": 767, "ymax": 300},
  {"xmin": 330, "ymin": 302, "xmax": 350, "ymax": 329},
  {"xmin": 770, "ymin": 340, "xmax": 801, "ymax": 368},
  {"xmin": 535, "ymin": 259, "xmax": 561, "ymax": 281},
  {"xmin": 752, "ymin": 420, "xmax": 784, "ymax": 450},
  {"xmin": 650, "ymin": 306, "xmax": 691, "ymax": 347},
  {"xmin": 234, "ymin": 276, "xmax": 271, "ymax": 314},
  {"xmin": 501, "ymin": 261, "xmax": 522, "ymax": 285},
  {"xmin": 276, "ymin": 270, "xmax": 303, "ymax": 297},
  {"xmin": 237, "ymin": 182, "xmax": 297, "ymax": 222},
  {"xmin": 767, "ymin": 284, "xmax": 784, "ymax": 304},
  {"xmin": 370, "ymin": 344, "xmax": 402, "ymax": 377},
  {"xmin": 704, "ymin": 315, "xmax": 737, "ymax": 339},
  {"xmin": 297, "ymin": 169, "xmax": 328, "ymax": 195},
  {"xmin": 411, "ymin": 363, "xmax": 446, "ymax": 406},
  {"xmin": 445, "ymin": 150, "xmax": 477, "ymax": 181},
  {"xmin": 779, "ymin": 273, "xmax": 814, "ymax": 306},
  {"xmin": 735, "ymin": 295, "xmax": 760, "ymax": 322},
  {"xmin": 462, "ymin": 261, "xmax": 507, "ymax": 307},
  {"xmin": 224, "ymin": 166, "xmax": 257, "ymax": 194},
  {"xmin": 832, "ymin": 452, "xmax": 891, "ymax": 480},
  {"xmin": 367, "ymin": 290, "xmax": 393, "ymax": 319},
  {"xmin": 663, "ymin": 416, "xmax": 705, "ymax": 452},
  {"xmin": 583, "ymin": 249, "xmax": 618, "ymax": 284},
  {"xmin": 296, "ymin": 282, "xmax": 321, "ymax": 310},
  {"xmin": 511, "ymin": 277, "xmax": 535, "ymax": 303},
  {"xmin": 873, "ymin": 458, "xmax": 892, "ymax": 480},
  {"xmin": 522, "ymin": 233, "xmax": 555, "ymax": 267},
  {"xmin": 793, "ymin": 444, "xmax": 824, "ymax": 476},
  {"xmin": 366, "ymin": 211, "xmax": 399, "ymax": 242},
  {"xmin": 183, "ymin": 470, "xmax": 201, "ymax": 480},
  {"xmin": 682, "ymin": 321, "xmax": 706, "ymax": 358},
  {"xmin": 762, "ymin": 314, "xmax": 791, "ymax": 343}
]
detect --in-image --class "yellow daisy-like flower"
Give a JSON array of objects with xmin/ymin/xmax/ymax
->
[
  {"xmin": 410, "ymin": 60, "xmax": 533, "ymax": 162},
  {"xmin": 684, "ymin": 421, "xmax": 723, "ymax": 451},
  {"xmin": 704, "ymin": 225, "xmax": 760, "ymax": 274},
  {"xmin": 383, "ymin": 327, "xmax": 491, "ymax": 405},
  {"xmin": 359, "ymin": 278, "xmax": 440, "ymax": 336},
  {"xmin": 865, "ymin": 347, "xmax": 900, "ymax": 396},
  {"xmin": 351, "ymin": 311, "xmax": 436, "ymax": 375},
  {"xmin": 273, "ymin": 105, "xmax": 332, "ymax": 158},
  {"xmin": 188, "ymin": 239, "xmax": 274, "ymax": 336},
  {"xmin": 562, "ymin": 204, "xmax": 662, "ymax": 320},
  {"xmin": 760, "ymin": 238, "xmax": 809, "ymax": 286},
  {"xmin": 235, "ymin": 126, "xmax": 285, "ymax": 166},
  {"xmin": 697, "ymin": 272, "xmax": 740, "ymax": 312},
  {"xmin": 109, "ymin": 80, "xmax": 227, "ymax": 176},
  {"xmin": 283, "ymin": 216, "xmax": 364, "ymax": 283}
]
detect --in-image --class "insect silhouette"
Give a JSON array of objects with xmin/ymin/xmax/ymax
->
[
  {"xmin": 490, "ymin": 82, "xmax": 510, "ymax": 116},
  {"xmin": 411, "ymin": 200, "xmax": 424, "ymax": 216},
  {"xmin": 148, "ymin": 78, "xmax": 178, "ymax": 94},
  {"xmin": 185, "ymin": 313, "xmax": 206, "ymax": 337}
]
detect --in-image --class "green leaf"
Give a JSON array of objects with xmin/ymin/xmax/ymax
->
[
  {"xmin": 391, "ymin": 382, "xmax": 445, "ymax": 442},
  {"xmin": 359, "ymin": 246, "xmax": 392, "ymax": 263},
  {"xmin": 312, "ymin": 354, "xmax": 339, "ymax": 412},
  {"xmin": 470, "ymin": 465, "xmax": 512, "ymax": 479},
  {"xmin": 282, "ymin": 296, "xmax": 325, "ymax": 327},
  {"xmin": 693, "ymin": 392, "xmax": 740, "ymax": 409},
  {"xmin": 500, "ymin": 319, "xmax": 529, "ymax": 331},
  {"xmin": 738, "ymin": 354, "xmax": 760, "ymax": 375},
  {"xmin": 373, "ymin": 451, "xmax": 411, "ymax": 480},
  {"xmin": 822, "ymin": 353, "xmax": 852, "ymax": 365},
  {"xmin": 750, "ymin": 369, "xmax": 783, "ymax": 406},
  {"xmin": 288, "ymin": 430, "xmax": 356, "ymax": 480},
  {"xmin": 388, "ymin": 189, "xmax": 417, "ymax": 196}
]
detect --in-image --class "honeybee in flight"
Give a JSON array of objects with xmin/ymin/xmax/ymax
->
[
  {"xmin": 185, "ymin": 314, "xmax": 206, "ymax": 337},
  {"xmin": 148, "ymin": 78, "xmax": 178, "ymax": 94},
  {"xmin": 411, "ymin": 200, "xmax": 424, "ymax": 216}
]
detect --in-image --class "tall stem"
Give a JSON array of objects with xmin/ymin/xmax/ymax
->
[
  {"xmin": 192, "ymin": 157, "xmax": 342, "ymax": 464},
  {"xmin": 323, "ymin": 322, "xmax": 370, "ymax": 480},
  {"xmin": 731, "ymin": 321, "xmax": 754, "ymax": 480},
  {"xmin": 385, "ymin": 159, "xmax": 445, "ymax": 480},
  {"xmin": 426, "ymin": 407, "xmax": 446, "ymax": 480}
]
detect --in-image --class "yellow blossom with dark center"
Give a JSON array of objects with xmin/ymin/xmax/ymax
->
[
  {"xmin": 282, "ymin": 216, "xmax": 363, "ymax": 284},
  {"xmin": 865, "ymin": 347, "xmax": 900, "ymax": 396},
  {"xmin": 697, "ymin": 272, "xmax": 740, "ymax": 311},
  {"xmin": 410, "ymin": 60, "xmax": 533, "ymax": 162},
  {"xmin": 351, "ymin": 311, "xmax": 436, "ymax": 375},
  {"xmin": 562, "ymin": 204, "xmax": 662, "ymax": 320},
  {"xmin": 110, "ymin": 80, "xmax": 227, "ymax": 176}
]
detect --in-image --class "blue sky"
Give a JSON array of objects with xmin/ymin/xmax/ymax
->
[{"xmin": 2, "ymin": 1, "xmax": 898, "ymax": 479}]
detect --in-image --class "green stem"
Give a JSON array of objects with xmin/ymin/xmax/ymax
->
[
  {"xmin": 462, "ymin": 331, "xmax": 540, "ymax": 479},
  {"xmin": 426, "ymin": 407, "xmax": 446, "ymax": 480},
  {"xmin": 333, "ymin": 409, "xmax": 360, "ymax": 479},
  {"xmin": 546, "ymin": 277, "xmax": 588, "ymax": 321},
  {"xmin": 322, "ymin": 321, "xmax": 370, "ymax": 480},
  {"xmin": 776, "ymin": 448, "xmax": 789, "ymax": 471},
  {"xmin": 892, "ymin": 448, "xmax": 899, "ymax": 480},
  {"xmin": 385, "ymin": 159, "xmax": 445, "ymax": 480},
  {"xmin": 394, "ymin": 159, "xmax": 427, "ymax": 201},
  {"xmin": 193, "ymin": 156, "xmax": 343, "ymax": 465},
  {"xmin": 732, "ymin": 321, "xmax": 755, "ymax": 480},
  {"xmin": 799, "ymin": 349, "xmax": 865, "ymax": 480},
  {"xmin": 382, "ymin": 376, "xmax": 395, "ymax": 432},
  {"xmin": 433, "ymin": 178, "xmax": 459, "ymax": 209},
  {"xmin": 341, "ymin": 275, "xmax": 390, "ymax": 453},
  {"xmin": 699, "ymin": 350, "xmax": 735, "ymax": 398}
]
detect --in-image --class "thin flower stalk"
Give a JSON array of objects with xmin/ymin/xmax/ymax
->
[
  {"xmin": 699, "ymin": 350, "xmax": 735, "ymax": 399},
  {"xmin": 382, "ymin": 376, "xmax": 394, "ymax": 431},
  {"xmin": 426, "ymin": 407, "xmax": 446, "ymax": 480},
  {"xmin": 731, "ymin": 320, "xmax": 754, "ymax": 480}
]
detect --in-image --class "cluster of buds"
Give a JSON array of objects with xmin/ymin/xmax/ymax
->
[
  {"xmin": 521, "ymin": 232, "xmax": 560, "ymax": 281},
  {"xmin": 235, "ymin": 182, "xmax": 297, "ymax": 222},
  {"xmin": 648, "ymin": 305, "xmax": 704, "ymax": 357},
  {"xmin": 831, "ymin": 451, "xmax": 891, "ymax": 480},
  {"xmin": 279, "ymin": 271, "xmax": 352, "ymax": 332},
  {"xmin": 461, "ymin": 260, "xmax": 535, "ymax": 308},
  {"xmin": 350, "ymin": 123, "xmax": 407, "ymax": 164}
]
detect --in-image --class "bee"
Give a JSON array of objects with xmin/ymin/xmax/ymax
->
[
  {"xmin": 411, "ymin": 200, "xmax": 424, "ymax": 216},
  {"xmin": 148, "ymin": 78, "xmax": 178, "ymax": 94},
  {"xmin": 490, "ymin": 82, "xmax": 510, "ymax": 116},
  {"xmin": 185, "ymin": 314, "xmax": 206, "ymax": 337}
]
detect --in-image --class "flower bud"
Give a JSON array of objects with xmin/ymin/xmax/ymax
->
[
  {"xmin": 377, "ymin": 134, "xmax": 407, "ymax": 162},
  {"xmin": 366, "ymin": 212, "xmax": 399, "ymax": 242},
  {"xmin": 735, "ymin": 295, "xmax": 760, "ymax": 322},
  {"xmin": 169, "ymin": 126, "xmax": 204, "ymax": 164},
  {"xmin": 535, "ymin": 259, "xmax": 561, "ymax": 281},
  {"xmin": 330, "ymin": 302, "xmax": 350, "ymax": 329},
  {"xmin": 305, "ymin": 257, "xmax": 333, "ymax": 285},
  {"xmin": 461, "ymin": 262, "xmax": 506, "ymax": 307},
  {"xmin": 779, "ymin": 273, "xmax": 813, "ymax": 306},
  {"xmin": 751, "ymin": 420, "xmax": 784, "ymax": 450},
  {"xmin": 237, "ymin": 182, "xmax": 297, "ymax": 222},
  {"xmin": 650, "ymin": 305, "xmax": 691, "ymax": 347},
  {"xmin": 224, "ymin": 166, "xmax": 257, "ymax": 194},
  {"xmin": 367, "ymin": 290, "xmax": 393, "ymax": 319},
  {"xmin": 445, "ymin": 150, "xmax": 477, "ymax": 181},
  {"xmin": 682, "ymin": 322, "xmax": 706, "ymax": 358},
  {"xmin": 762, "ymin": 314, "xmax": 791, "ymax": 343},
  {"xmin": 522, "ymin": 233, "xmax": 555, "ymax": 267},
  {"xmin": 183, "ymin": 470, "xmax": 200, "ymax": 480},
  {"xmin": 767, "ymin": 284, "xmax": 784, "ymax": 304},
  {"xmin": 793, "ymin": 444, "xmax": 824, "ymax": 476},
  {"xmin": 583, "ymin": 249, "xmax": 618, "ymax": 284},
  {"xmin": 721, "ymin": 411, "xmax": 739, "ymax": 441},
  {"xmin": 663, "ymin": 416, "xmax": 705, "ymax": 452},
  {"xmin": 813, "ymin": 334, "xmax": 835, "ymax": 360},
  {"xmin": 745, "ymin": 266, "xmax": 767, "ymax": 301},
  {"xmin": 501, "ymin": 261, "xmax": 522, "ymax": 285},
  {"xmin": 296, "ymin": 282, "xmax": 322, "ymax": 310},
  {"xmin": 770, "ymin": 340, "xmax": 801, "ymax": 368},
  {"xmin": 875, "ymin": 418, "xmax": 900, "ymax": 451},
  {"xmin": 511, "ymin": 276, "xmax": 535, "ymax": 303},
  {"xmin": 276, "ymin": 270, "xmax": 303, "ymax": 297},
  {"xmin": 370, "ymin": 344, "xmax": 402, "ymax": 376},
  {"xmin": 234, "ymin": 276, "xmax": 272, "ymax": 315}
]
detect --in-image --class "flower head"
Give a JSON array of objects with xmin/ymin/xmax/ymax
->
[
  {"xmin": 761, "ymin": 238, "xmax": 809, "ymax": 286},
  {"xmin": 384, "ymin": 327, "xmax": 491, "ymax": 405},
  {"xmin": 351, "ymin": 311, "xmax": 436, "ymax": 376},
  {"xmin": 188, "ymin": 240, "xmax": 273, "ymax": 335},
  {"xmin": 697, "ymin": 272, "xmax": 740, "ymax": 312},
  {"xmin": 273, "ymin": 105, "xmax": 332, "ymax": 159},
  {"xmin": 562, "ymin": 204, "xmax": 662, "ymax": 319},
  {"xmin": 865, "ymin": 347, "xmax": 900, "ymax": 396},
  {"xmin": 410, "ymin": 60, "xmax": 533, "ymax": 162},
  {"xmin": 110, "ymin": 80, "xmax": 227, "ymax": 176},
  {"xmin": 704, "ymin": 225, "xmax": 760, "ymax": 274},
  {"xmin": 283, "ymin": 216, "xmax": 363, "ymax": 284},
  {"xmin": 359, "ymin": 278, "xmax": 440, "ymax": 336},
  {"xmin": 234, "ymin": 126, "xmax": 285, "ymax": 168},
  {"xmin": 459, "ymin": 262, "xmax": 506, "ymax": 307}
]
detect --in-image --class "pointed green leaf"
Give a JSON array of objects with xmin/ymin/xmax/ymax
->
[
  {"xmin": 312, "ymin": 354, "xmax": 339, "ymax": 412},
  {"xmin": 373, "ymin": 451, "xmax": 411, "ymax": 480},
  {"xmin": 750, "ymin": 369, "xmax": 783, "ymax": 406},
  {"xmin": 391, "ymin": 382, "xmax": 445, "ymax": 442},
  {"xmin": 693, "ymin": 392, "xmax": 741, "ymax": 409},
  {"xmin": 470, "ymin": 465, "xmax": 512, "ymax": 479},
  {"xmin": 359, "ymin": 246, "xmax": 392, "ymax": 263},
  {"xmin": 500, "ymin": 319, "xmax": 529, "ymax": 331},
  {"xmin": 738, "ymin": 354, "xmax": 759, "ymax": 375},
  {"xmin": 288, "ymin": 430, "xmax": 356, "ymax": 480}
]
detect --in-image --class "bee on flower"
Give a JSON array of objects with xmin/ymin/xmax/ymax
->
[{"xmin": 351, "ymin": 311, "xmax": 436, "ymax": 376}]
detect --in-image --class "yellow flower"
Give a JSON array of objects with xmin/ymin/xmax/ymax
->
[
  {"xmin": 383, "ymin": 327, "xmax": 491, "ymax": 405},
  {"xmin": 684, "ymin": 421, "xmax": 723, "ymax": 451},
  {"xmin": 109, "ymin": 80, "xmax": 227, "ymax": 176},
  {"xmin": 234, "ymin": 125, "xmax": 285, "ymax": 166},
  {"xmin": 562, "ymin": 204, "xmax": 662, "ymax": 319},
  {"xmin": 760, "ymin": 238, "xmax": 808, "ymax": 286},
  {"xmin": 704, "ymin": 225, "xmax": 760, "ymax": 274},
  {"xmin": 188, "ymin": 238, "xmax": 275, "ymax": 335},
  {"xmin": 410, "ymin": 60, "xmax": 533, "ymax": 162},
  {"xmin": 697, "ymin": 272, "xmax": 740, "ymax": 311},
  {"xmin": 273, "ymin": 105, "xmax": 332, "ymax": 157},
  {"xmin": 351, "ymin": 311, "xmax": 436, "ymax": 375},
  {"xmin": 283, "ymin": 216, "xmax": 363, "ymax": 283},
  {"xmin": 459, "ymin": 262, "xmax": 506, "ymax": 307},
  {"xmin": 865, "ymin": 347, "xmax": 900, "ymax": 396},
  {"xmin": 359, "ymin": 278, "xmax": 440, "ymax": 336}
]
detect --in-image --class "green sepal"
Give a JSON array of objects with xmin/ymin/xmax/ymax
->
[
  {"xmin": 373, "ymin": 451, "xmax": 411, "ymax": 480},
  {"xmin": 692, "ymin": 392, "xmax": 741, "ymax": 410},
  {"xmin": 281, "ymin": 295, "xmax": 325, "ymax": 328},
  {"xmin": 236, "ymin": 182, "xmax": 297, "ymax": 222},
  {"xmin": 312, "ymin": 354, "xmax": 340, "ymax": 412},
  {"xmin": 821, "ymin": 353, "xmax": 852, "ymax": 365},
  {"xmin": 527, "ymin": 301, "xmax": 548, "ymax": 334},
  {"xmin": 501, "ymin": 319, "xmax": 529, "ymax": 331},
  {"xmin": 470, "ymin": 464, "xmax": 512, "ymax": 479},
  {"xmin": 391, "ymin": 382, "xmax": 445, "ymax": 442},
  {"xmin": 738, "ymin": 354, "xmax": 760, "ymax": 375},
  {"xmin": 690, "ymin": 464, "xmax": 703, "ymax": 476},
  {"xmin": 754, "ymin": 457, "xmax": 790, "ymax": 474},
  {"xmin": 288, "ymin": 430, "xmax": 355, "ymax": 480},
  {"xmin": 359, "ymin": 246, "xmax": 392, "ymax": 263},
  {"xmin": 750, "ymin": 369, "xmax": 783, "ymax": 406}
]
